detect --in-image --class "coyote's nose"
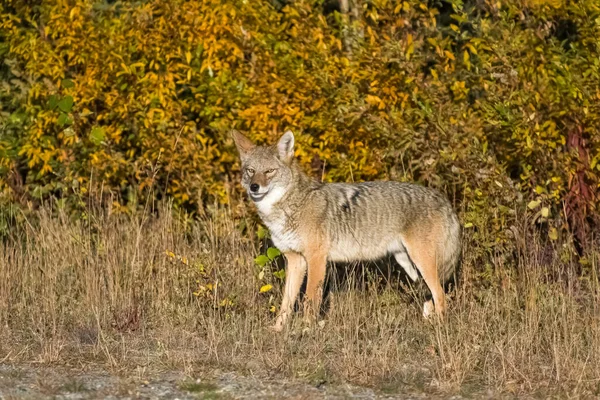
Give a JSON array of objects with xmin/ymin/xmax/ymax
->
[{"xmin": 250, "ymin": 183, "xmax": 260, "ymax": 193}]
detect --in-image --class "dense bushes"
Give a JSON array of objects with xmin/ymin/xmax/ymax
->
[{"xmin": 1, "ymin": 0, "xmax": 599, "ymax": 249}]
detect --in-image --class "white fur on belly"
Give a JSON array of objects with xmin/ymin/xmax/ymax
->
[{"xmin": 328, "ymin": 237, "xmax": 390, "ymax": 262}]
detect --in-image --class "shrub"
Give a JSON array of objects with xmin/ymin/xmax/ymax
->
[{"xmin": 1, "ymin": 0, "xmax": 599, "ymax": 252}]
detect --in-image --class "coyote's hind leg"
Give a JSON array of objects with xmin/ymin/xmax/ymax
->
[
  {"xmin": 401, "ymin": 233, "xmax": 446, "ymax": 318},
  {"xmin": 393, "ymin": 250, "xmax": 419, "ymax": 282}
]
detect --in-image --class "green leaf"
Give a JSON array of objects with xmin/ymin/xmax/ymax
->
[
  {"xmin": 9, "ymin": 112, "xmax": 26, "ymax": 124},
  {"xmin": 57, "ymin": 113, "xmax": 72, "ymax": 126},
  {"xmin": 90, "ymin": 127, "xmax": 105, "ymax": 145},
  {"xmin": 257, "ymin": 225, "xmax": 268, "ymax": 239},
  {"xmin": 47, "ymin": 95, "xmax": 59, "ymax": 110},
  {"xmin": 58, "ymin": 96, "xmax": 74, "ymax": 113},
  {"xmin": 61, "ymin": 79, "xmax": 74, "ymax": 88},
  {"xmin": 266, "ymin": 247, "xmax": 281, "ymax": 260},
  {"xmin": 273, "ymin": 269, "xmax": 286, "ymax": 280},
  {"xmin": 32, "ymin": 186, "xmax": 43, "ymax": 199},
  {"xmin": 527, "ymin": 200, "xmax": 541, "ymax": 210},
  {"xmin": 254, "ymin": 255, "xmax": 270, "ymax": 267},
  {"xmin": 55, "ymin": 198, "xmax": 66, "ymax": 209}
]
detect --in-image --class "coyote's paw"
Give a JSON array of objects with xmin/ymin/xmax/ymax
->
[
  {"xmin": 269, "ymin": 316, "xmax": 286, "ymax": 332},
  {"xmin": 422, "ymin": 300, "xmax": 435, "ymax": 319},
  {"xmin": 423, "ymin": 300, "xmax": 446, "ymax": 321}
]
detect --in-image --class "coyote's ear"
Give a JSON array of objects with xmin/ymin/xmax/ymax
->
[
  {"xmin": 231, "ymin": 130, "xmax": 255, "ymax": 157},
  {"xmin": 277, "ymin": 130, "xmax": 295, "ymax": 163}
]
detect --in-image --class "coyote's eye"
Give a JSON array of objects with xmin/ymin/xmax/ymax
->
[
  {"xmin": 265, "ymin": 168, "xmax": 276, "ymax": 175},
  {"xmin": 245, "ymin": 168, "xmax": 255, "ymax": 175}
]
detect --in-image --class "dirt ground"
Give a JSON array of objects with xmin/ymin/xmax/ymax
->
[{"xmin": 0, "ymin": 363, "xmax": 506, "ymax": 400}]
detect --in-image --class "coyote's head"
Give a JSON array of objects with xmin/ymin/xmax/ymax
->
[{"xmin": 231, "ymin": 130, "xmax": 295, "ymax": 204}]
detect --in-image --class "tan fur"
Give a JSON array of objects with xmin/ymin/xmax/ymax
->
[
  {"xmin": 273, "ymin": 251, "xmax": 306, "ymax": 331},
  {"xmin": 401, "ymin": 220, "xmax": 446, "ymax": 317},
  {"xmin": 302, "ymin": 239, "xmax": 328, "ymax": 320},
  {"xmin": 232, "ymin": 130, "xmax": 462, "ymax": 331}
]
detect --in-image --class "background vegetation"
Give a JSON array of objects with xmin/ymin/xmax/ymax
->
[
  {"xmin": 1, "ymin": 0, "xmax": 600, "ymax": 396},
  {"xmin": 2, "ymin": 0, "xmax": 599, "ymax": 245}
]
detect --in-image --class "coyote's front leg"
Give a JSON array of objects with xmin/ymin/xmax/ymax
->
[
  {"xmin": 302, "ymin": 247, "xmax": 327, "ymax": 324},
  {"xmin": 272, "ymin": 252, "xmax": 306, "ymax": 332}
]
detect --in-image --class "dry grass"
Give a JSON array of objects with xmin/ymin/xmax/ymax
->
[{"xmin": 1, "ymin": 202, "xmax": 599, "ymax": 397}]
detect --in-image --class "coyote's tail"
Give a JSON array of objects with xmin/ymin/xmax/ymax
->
[{"xmin": 438, "ymin": 212, "xmax": 462, "ymax": 289}]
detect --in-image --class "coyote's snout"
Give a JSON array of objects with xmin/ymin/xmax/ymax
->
[{"xmin": 232, "ymin": 130, "xmax": 461, "ymax": 331}]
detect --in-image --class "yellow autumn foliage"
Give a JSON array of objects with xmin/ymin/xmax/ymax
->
[{"xmin": 1, "ymin": 0, "xmax": 599, "ymax": 246}]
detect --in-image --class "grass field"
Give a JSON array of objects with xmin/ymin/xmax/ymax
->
[{"xmin": 1, "ymin": 202, "xmax": 599, "ymax": 397}]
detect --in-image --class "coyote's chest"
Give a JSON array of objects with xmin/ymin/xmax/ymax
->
[
  {"xmin": 262, "ymin": 216, "xmax": 301, "ymax": 253},
  {"xmin": 254, "ymin": 188, "xmax": 303, "ymax": 253}
]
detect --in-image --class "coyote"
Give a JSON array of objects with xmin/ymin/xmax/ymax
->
[{"xmin": 232, "ymin": 130, "xmax": 461, "ymax": 331}]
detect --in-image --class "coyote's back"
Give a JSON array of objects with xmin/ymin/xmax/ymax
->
[
  {"xmin": 232, "ymin": 129, "xmax": 461, "ymax": 331},
  {"xmin": 316, "ymin": 181, "xmax": 461, "ymax": 286}
]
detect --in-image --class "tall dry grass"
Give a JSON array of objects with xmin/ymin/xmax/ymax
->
[{"xmin": 0, "ymin": 202, "xmax": 599, "ymax": 397}]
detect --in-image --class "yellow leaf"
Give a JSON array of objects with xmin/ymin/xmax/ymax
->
[
  {"xmin": 41, "ymin": 163, "xmax": 52, "ymax": 175},
  {"xmin": 406, "ymin": 43, "xmax": 414, "ymax": 58},
  {"xmin": 220, "ymin": 299, "xmax": 234, "ymax": 307},
  {"xmin": 365, "ymin": 95, "xmax": 382, "ymax": 106},
  {"xmin": 259, "ymin": 284, "xmax": 273, "ymax": 293},
  {"xmin": 466, "ymin": 43, "xmax": 478, "ymax": 55},
  {"xmin": 527, "ymin": 200, "xmax": 541, "ymax": 210},
  {"xmin": 548, "ymin": 228, "xmax": 558, "ymax": 241}
]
